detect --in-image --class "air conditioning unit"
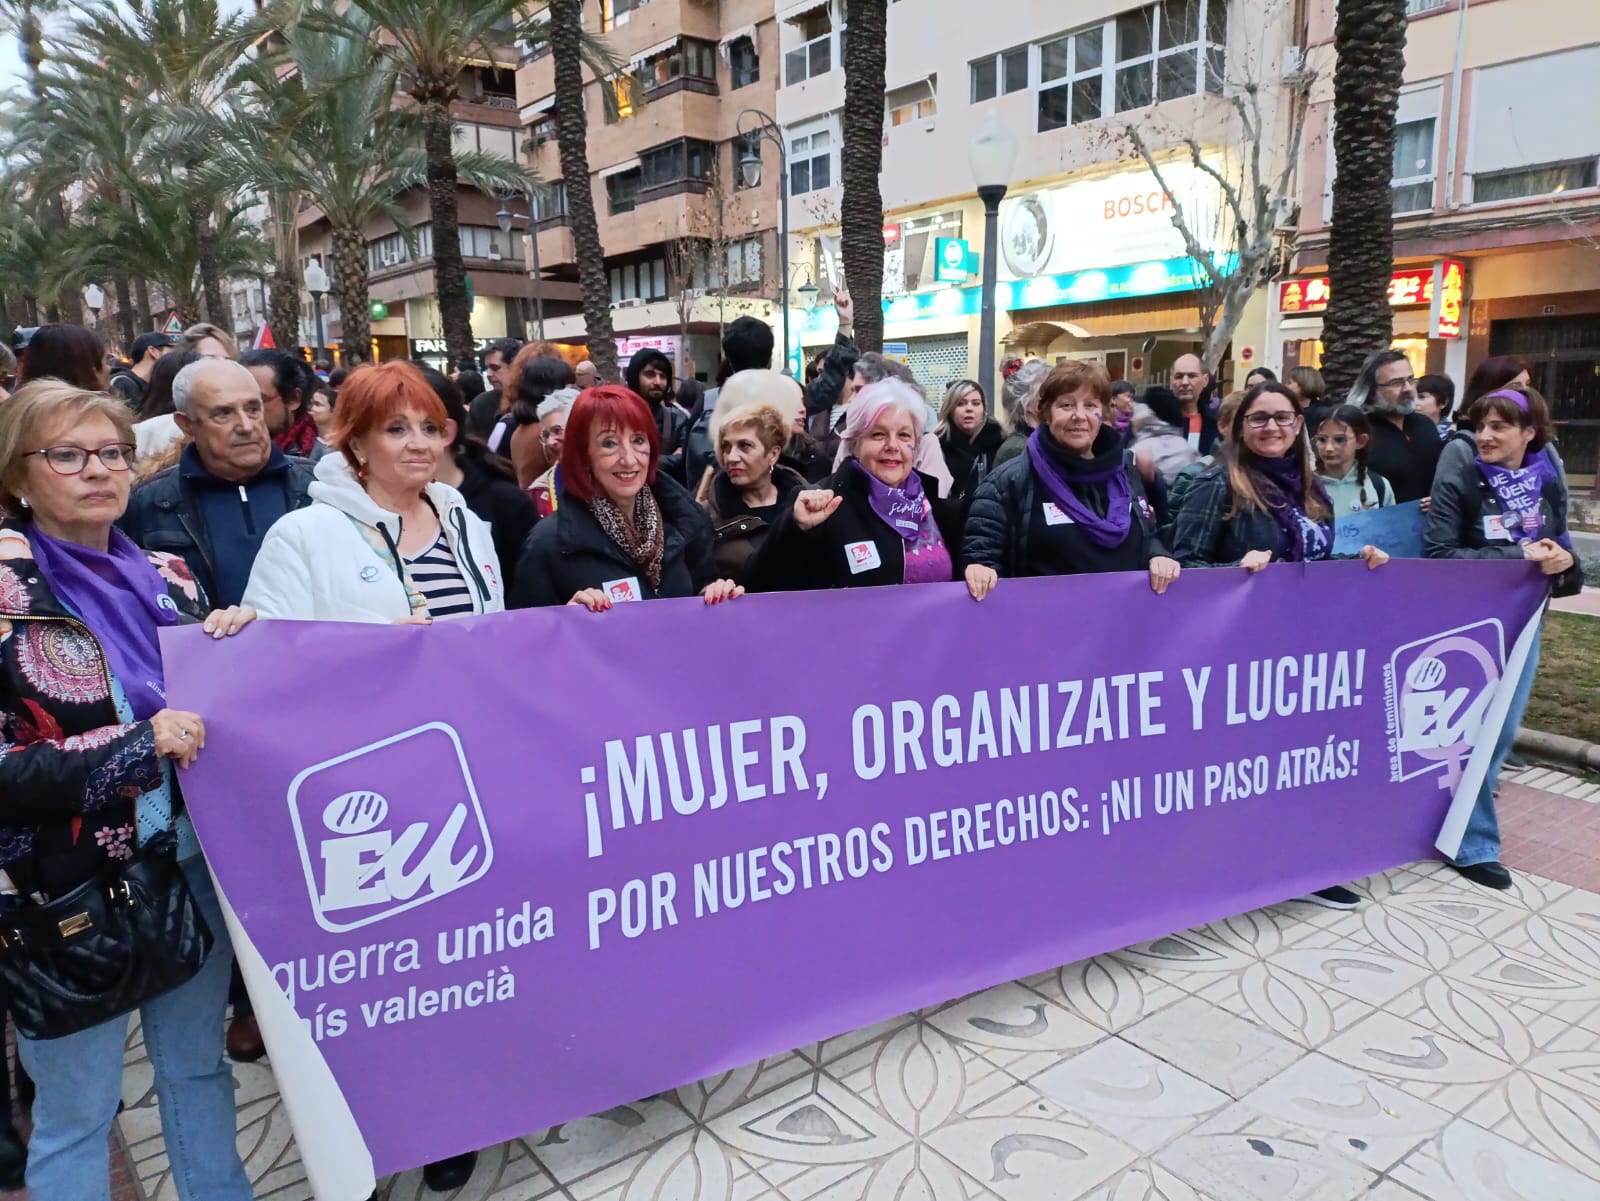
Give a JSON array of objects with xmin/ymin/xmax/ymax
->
[
  {"xmin": 488, "ymin": 250, "xmax": 504, "ymax": 261},
  {"xmin": 379, "ymin": 249, "xmax": 397, "ymax": 266},
  {"xmin": 616, "ymin": 297, "xmax": 646, "ymax": 309}
]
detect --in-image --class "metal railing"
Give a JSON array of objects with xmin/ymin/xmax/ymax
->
[{"xmin": 1406, "ymin": 0, "xmax": 1454, "ymax": 15}]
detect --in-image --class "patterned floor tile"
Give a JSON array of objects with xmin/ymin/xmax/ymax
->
[
  {"xmin": 1019, "ymin": 956, "xmax": 1189, "ymax": 1034},
  {"xmin": 1152, "ymin": 1104, "xmax": 1378, "ymax": 1201},
  {"xmin": 1120, "ymin": 995, "xmax": 1304, "ymax": 1099},
  {"xmin": 1387, "ymin": 1118, "xmax": 1600, "ymax": 1201},
  {"xmin": 1030, "ymin": 1037, "xmax": 1229, "ymax": 1153}
]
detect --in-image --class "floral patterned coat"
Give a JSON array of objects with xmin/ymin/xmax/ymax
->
[{"xmin": 0, "ymin": 523, "xmax": 206, "ymax": 901}]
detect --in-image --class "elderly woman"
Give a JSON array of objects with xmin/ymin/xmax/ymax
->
[
  {"xmin": 962, "ymin": 361, "xmax": 1178, "ymax": 597},
  {"xmin": 752, "ymin": 379, "xmax": 977, "ymax": 594},
  {"xmin": 694, "ymin": 376, "xmax": 810, "ymax": 587},
  {"xmin": 0, "ymin": 379, "xmax": 253, "ymax": 1200},
  {"xmin": 936, "ymin": 379, "xmax": 1005, "ymax": 502},
  {"xmin": 995, "ymin": 359, "xmax": 1052, "ymax": 466},
  {"xmin": 527, "ymin": 387, "xmax": 579, "ymax": 518},
  {"xmin": 244, "ymin": 361, "xmax": 504, "ymax": 626},
  {"xmin": 511, "ymin": 385, "xmax": 740, "ymax": 610},
  {"xmin": 1425, "ymin": 386, "xmax": 1578, "ymax": 891}
]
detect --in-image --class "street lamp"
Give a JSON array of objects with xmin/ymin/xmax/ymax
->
[
  {"xmin": 83, "ymin": 283, "xmax": 105, "ymax": 329},
  {"xmin": 496, "ymin": 191, "xmax": 546, "ymax": 341},
  {"xmin": 736, "ymin": 108, "xmax": 793, "ymax": 376},
  {"xmin": 969, "ymin": 113, "xmax": 1018, "ymax": 414},
  {"xmin": 304, "ymin": 259, "xmax": 329, "ymax": 363}
]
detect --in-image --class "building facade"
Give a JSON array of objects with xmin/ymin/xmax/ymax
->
[
  {"xmin": 514, "ymin": 0, "xmax": 784, "ymax": 381},
  {"xmin": 1284, "ymin": 0, "xmax": 1600, "ymax": 479}
]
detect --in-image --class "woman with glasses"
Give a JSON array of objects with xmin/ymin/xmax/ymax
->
[
  {"xmin": 527, "ymin": 388, "xmax": 579, "ymax": 519},
  {"xmin": 0, "ymin": 379, "xmax": 255, "ymax": 1199}
]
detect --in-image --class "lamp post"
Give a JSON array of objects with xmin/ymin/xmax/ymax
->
[
  {"xmin": 303, "ymin": 260, "xmax": 329, "ymax": 363},
  {"xmin": 969, "ymin": 113, "xmax": 1019, "ymax": 414},
  {"xmin": 496, "ymin": 190, "xmax": 546, "ymax": 341},
  {"xmin": 83, "ymin": 283, "xmax": 105, "ymax": 329},
  {"xmin": 736, "ymin": 108, "xmax": 792, "ymax": 376}
]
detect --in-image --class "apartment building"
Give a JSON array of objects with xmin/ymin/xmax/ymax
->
[
  {"xmin": 514, "ymin": 0, "xmax": 783, "ymax": 380},
  {"xmin": 775, "ymin": 0, "xmax": 1298, "ymax": 398},
  {"xmin": 1284, "ymin": 0, "xmax": 1600, "ymax": 479},
  {"xmin": 294, "ymin": 62, "xmax": 553, "ymax": 368}
]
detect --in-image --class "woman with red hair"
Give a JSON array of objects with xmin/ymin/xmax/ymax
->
[
  {"xmin": 511, "ymin": 385, "xmax": 739, "ymax": 608},
  {"xmin": 244, "ymin": 360, "xmax": 504, "ymax": 624}
]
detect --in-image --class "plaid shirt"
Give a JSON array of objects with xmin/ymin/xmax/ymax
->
[{"xmin": 1169, "ymin": 467, "xmax": 1303, "ymax": 567}]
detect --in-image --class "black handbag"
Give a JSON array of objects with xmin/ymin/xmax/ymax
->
[{"xmin": 0, "ymin": 831, "xmax": 213, "ymax": 1040}]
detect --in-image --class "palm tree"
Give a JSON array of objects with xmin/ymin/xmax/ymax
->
[
  {"xmin": 63, "ymin": 0, "xmax": 247, "ymax": 327},
  {"xmin": 548, "ymin": 0, "xmax": 619, "ymax": 380},
  {"xmin": 195, "ymin": 13, "xmax": 533, "ymax": 362},
  {"xmin": 1320, "ymin": 0, "xmax": 1408, "ymax": 395},
  {"xmin": 839, "ymin": 0, "xmax": 888, "ymax": 356}
]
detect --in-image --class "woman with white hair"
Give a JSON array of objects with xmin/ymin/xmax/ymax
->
[
  {"xmin": 751, "ymin": 379, "xmax": 980, "ymax": 595},
  {"xmin": 995, "ymin": 359, "xmax": 1052, "ymax": 466},
  {"xmin": 527, "ymin": 387, "xmax": 579, "ymax": 518},
  {"xmin": 693, "ymin": 371, "xmax": 811, "ymax": 587}
]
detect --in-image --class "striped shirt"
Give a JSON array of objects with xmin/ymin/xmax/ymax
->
[{"xmin": 405, "ymin": 531, "xmax": 475, "ymax": 619}]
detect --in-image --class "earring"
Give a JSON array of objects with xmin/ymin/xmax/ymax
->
[
  {"xmin": 17, "ymin": 497, "xmax": 28, "ymax": 509},
  {"xmin": 355, "ymin": 457, "xmax": 368, "ymax": 483}
]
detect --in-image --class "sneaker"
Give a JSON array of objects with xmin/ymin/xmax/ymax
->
[
  {"xmin": 423, "ymin": 1151, "xmax": 478, "ymax": 1193},
  {"xmin": 1300, "ymin": 885, "xmax": 1362, "ymax": 909},
  {"xmin": 1453, "ymin": 861, "xmax": 1513, "ymax": 890}
]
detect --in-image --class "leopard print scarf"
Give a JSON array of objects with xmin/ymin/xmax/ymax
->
[{"xmin": 589, "ymin": 487, "xmax": 665, "ymax": 588}]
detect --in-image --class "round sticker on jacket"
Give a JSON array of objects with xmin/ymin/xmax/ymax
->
[{"xmin": 360, "ymin": 565, "xmax": 381, "ymax": 582}]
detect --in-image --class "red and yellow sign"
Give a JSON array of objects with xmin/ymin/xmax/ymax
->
[
  {"xmin": 1278, "ymin": 261, "xmax": 1467, "ymax": 326},
  {"xmin": 1430, "ymin": 259, "xmax": 1465, "ymax": 339}
]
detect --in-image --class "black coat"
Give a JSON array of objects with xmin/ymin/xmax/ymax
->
[
  {"xmin": 701, "ymin": 464, "xmax": 807, "ymax": 586},
  {"xmin": 510, "ymin": 473, "xmax": 718, "ymax": 607},
  {"xmin": 747, "ymin": 463, "xmax": 963, "ymax": 592},
  {"xmin": 455, "ymin": 452, "xmax": 538, "ymax": 593},
  {"xmin": 939, "ymin": 420, "xmax": 1007, "ymax": 502},
  {"xmin": 1364, "ymin": 411, "xmax": 1443, "ymax": 503},
  {"xmin": 962, "ymin": 431, "xmax": 1167, "ymax": 578}
]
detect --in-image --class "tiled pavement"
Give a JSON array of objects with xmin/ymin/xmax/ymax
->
[{"xmin": 14, "ymin": 766, "xmax": 1597, "ymax": 1201}]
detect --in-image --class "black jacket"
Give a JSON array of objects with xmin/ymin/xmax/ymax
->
[
  {"xmin": 108, "ymin": 367, "xmax": 146, "ymax": 409},
  {"xmin": 701, "ymin": 464, "xmax": 807, "ymax": 587},
  {"xmin": 747, "ymin": 463, "xmax": 963, "ymax": 592},
  {"xmin": 1364, "ymin": 411, "xmax": 1443, "ymax": 503},
  {"xmin": 467, "ymin": 388, "xmax": 504, "ymax": 440},
  {"xmin": 939, "ymin": 419, "xmax": 1007, "ymax": 503},
  {"xmin": 119, "ymin": 445, "xmax": 316, "ymax": 608},
  {"xmin": 511, "ymin": 473, "xmax": 718, "ymax": 607},
  {"xmin": 963, "ymin": 431, "xmax": 1167, "ymax": 578},
  {"xmin": 454, "ymin": 452, "xmax": 538, "ymax": 593}
]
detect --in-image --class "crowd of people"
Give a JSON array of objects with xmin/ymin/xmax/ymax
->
[{"xmin": 0, "ymin": 310, "xmax": 1578, "ymax": 1198}]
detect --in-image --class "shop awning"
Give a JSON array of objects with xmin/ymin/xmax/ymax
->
[
  {"xmin": 599, "ymin": 157, "xmax": 642, "ymax": 179},
  {"xmin": 630, "ymin": 37, "xmax": 680, "ymax": 68}
]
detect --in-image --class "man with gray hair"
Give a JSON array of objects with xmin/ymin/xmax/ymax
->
[
  {"xmin": 829, "ymin": 352, "xmax": 954, "ymax": 497},
  {"xmin": 1346, "ymin": 348, "xmax": 1442, "ymax": 502}
]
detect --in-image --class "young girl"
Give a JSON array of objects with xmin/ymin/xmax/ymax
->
[{"xmin": 1314, "ymin": 405, "xmax": 1395, "ymax": 514}]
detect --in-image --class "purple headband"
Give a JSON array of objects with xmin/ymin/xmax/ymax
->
[{"xmin": 1482, "ymin": 387, "xmax": 1529, "ymax": 411}]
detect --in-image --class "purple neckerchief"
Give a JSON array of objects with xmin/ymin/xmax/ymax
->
[
  {"xmin": 855, "ymin": 459, "xmax": 928, "ymax": 541},
  {"xmin": 1026, "ymin": 428, "xmax": 1132, "ymax": 549},
  {"xmin": 1476, "ymin": 453, "xmax": 1569, "ymax": 547},
  {"xmin": 1246, "ymin": 452, "xmax": 1332, "ymax": 562},
  {"xmin": 29, "ymin": 525, "xmax": 180, "ymax": 719}
]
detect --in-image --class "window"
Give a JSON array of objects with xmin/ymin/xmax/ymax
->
[
  {"xmin": 456, "ymin": 226, "xmax": 524, "ymax": 260},
  {"xmin": 605, "ymin": 75, "xmax": 639, "ymax": 124},
  {"xmin": 1391, "ymin": 118, "xmax": 1436, "ymax": 214},
  {"xmin": 640, "ymin": 38, "xmax": 717, "ymax": 91},
  {"xmin": 640, "ymin": 138, "xmax": 714, "ymax": 190},
  {"xmin": 1474, "ymin": 159, "xmax": 1598, "ymax": 204},
  {"xmin": 367, "ymin": 227, "xmax": 431, "ymax": 272},
  {"xmin": 1038, "ymin": 27, "xmax": 1104, "ymax": 131},
  {"xmin": 785, "ymin": 8, "xmax": 833, "ymax": 86},
  {"xmin": 725, "ymin": 236, "xmax": 763, "ymax": 287},
  {"xmin": 788, "ymin": 125, "xmax": 833, "ymax": 195},
  {"xmin": 1406, "ymin": 0, "xmax": 1452, "ymax": 14},
  {"xmin": 887, "ymin": 81, "xmax": 936, "ymax": 127},
  {"xmin": 729, "ymin": 36, "xmax": 759, "ymax": 89},
  {"xmin": 598, "ymin": 0, "xmax": 647, "ymax": 32},
  {"xmin": 607, "ymin": 169, "xmax": 642, "ymax": 214},
  {"xmin": 609, "ymin": 254, "xmax": 669, "ymax": 304},
  {"xmin": 969, "ymin": 46, "xmax": 1028, "ymax": 103},
  {"xmin": 452, "ymin": 122, "xmax": 518, "ymax": 160},
  {"xmin": 526, "ymin": 114, "xmax": 556, "ymax": 149},
  {"xmin": 732, "ymin": 131, "xmax": 762, "ymax": 191},
  {"xmin": 531, "ymin": 181, "xmax": 569, "ymax": 222}
]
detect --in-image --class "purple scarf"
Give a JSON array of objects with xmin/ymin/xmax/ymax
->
[
  {"xmin": 856, "ymin": 459, "xmax": 930, "ymax": 542},
  {"xmin": 29, "ymin": 527, "xmax": 180, "ymax": 719},
  {"xmin": 1027, "ymin": 428, "xmax": 1133, "ymax": 549},
  {"xmin": 1246, "ymin": 452, "xmax": 1332, "ymax": 563},
  {"xmin": 1476, "ymin": 453, "xmax": 1569, "ymax": 547}
]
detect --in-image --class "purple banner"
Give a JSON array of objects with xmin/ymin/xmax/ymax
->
[{"xmin": 160, "ymin": 559, "xmax": 1546, "ymax": 1189}]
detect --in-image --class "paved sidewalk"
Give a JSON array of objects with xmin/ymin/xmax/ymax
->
[
  {"xmin": 94, "ymin": 770, "xmax": 1600, "ymax": 1201},
  {"xmin": 1550, "ymin": 586, "xmax": 1600, "ymax": 618}
]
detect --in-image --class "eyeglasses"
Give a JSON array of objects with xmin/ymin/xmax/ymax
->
[
  {"xmin": 1377, "ymin": 375, "xmax": 1417, "ymax": 390},
  {"xmin": 1243, "ymin": 412, "xmax": 1300, "ymax": 430},
  {"xmin": 1314, "ymin": 434, "xmax": 1351, "ymax": 446},
  {"xmin": 24, "ymin": 444, "xmax": 136, "ymax": 474},
  {"xmin": 539, "ymin": 426, "xmax": 565, "ymax": 444}
]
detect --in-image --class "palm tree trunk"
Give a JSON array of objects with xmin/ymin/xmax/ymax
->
[
  {"xmin": 113, "ymin": 274, "xmax": 136, "ymax": 347},
  {"xmin": 330, "ymin": 225, "xmax": 372, "ymax": 366},
  {"xmin": 419, "ymin": 98, "xmax": 475, "ymax": 366},
  {"xmin": 840, "ymin": 0, "xmax": 888, "ymax": 356},
  {"xmin": 269, "ymin": 261, "xmax": 301, "ymax": 356},
  {"xmin": 133, "ymin": 277, "xmax": 152, "ymax": 330},
  {"xmin": 1321, "ymin": 0, "xmax": 1407, "ymax": 395},
  {"xmin": 549, "ymin": 0, "xmax": 617, "ymax": 381},
  {"xmin": 190, "ymin": 195, "xmax": 227, "ymax": 325}
]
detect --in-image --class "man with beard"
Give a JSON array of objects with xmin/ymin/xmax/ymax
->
[
  {"xmin": 1347, "ymin": 349, "xmax": 1442, "ymax": 502},
  {"xmin": 625, "ymin": 347, "xmax": 689, "ymax": 474}
]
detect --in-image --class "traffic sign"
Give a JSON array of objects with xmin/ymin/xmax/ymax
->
[{"xmin": 162, "ymin": 312, "xmax": 184, "ymax": 334}]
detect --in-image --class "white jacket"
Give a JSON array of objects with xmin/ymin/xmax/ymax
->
[{"xmin": 243, "ymin": 454, "xmax": 505, "ymax": 622}]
